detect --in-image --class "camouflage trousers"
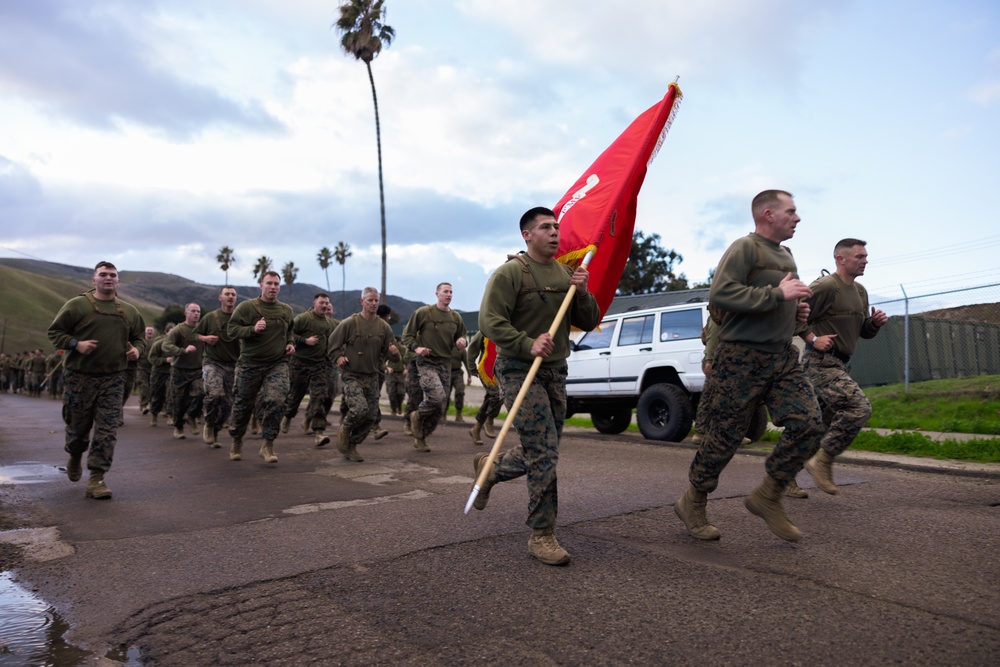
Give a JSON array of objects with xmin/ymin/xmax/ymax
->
[
  {"xmin": 475, "ymin": 381, "xmax": 502, "ymax": 425},
  {"xmin": 321, "ymin": 365, "xmax": 342, "ymax": 417},
  {"xmin": 690, "ymin": 342, "xmax": 824, "ymax": 493},
  {"xmin": 493, "ymin": 357, "xmax": 568, "ymax": 532},
  {"xmin": 229, "ymin": 359, "xmax": 289, "ymax": 442},
  {"xmin": 149, "ymin": 368, "xmax": 170, "ymax": 417},
  {"xmin": 802, "ymin": 349, "xmax": 872, "ymax": 457},
  {"xmin": 61, "ymin": 369, "xmax": 126, "ymax": 473},
  {"xmin": 448, "ymin": 367, "xmax": 466, "ymax": 415},
  {"xmin": 122, "ymin": 367, "xmax": 137, "ymax": 407},
  {"xmin": 341, "ymin": 372, "xmax": 381, "ymax": 446},
  {"xmin": 170, "ymin": 367, "xmax": 204, "ymax": 426},
  {"xmin": 413, "ymin": 356, "xmax": 452, "ymax": 437},
  {"xmin": 284, "ymin": 357, "xmax": 330, "ymax": 433},
  {"xmin": 202, "ymin": 360, "xmax": 235, "ymax": 431},
  {"xmin": 386, "ymin": 370, "xmax": 407, "ymax": 413},
  {"xmin": 136, "ymin": 366, "xmax": 151, "ymax": 410},
  {"xmin": 403, "ymin": 360, "xmax": 423, "ymax": 421}
]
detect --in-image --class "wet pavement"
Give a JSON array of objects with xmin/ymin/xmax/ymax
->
[{"xmin": 1, "ymin": 392, "xmax": 999, "ymax": 666}]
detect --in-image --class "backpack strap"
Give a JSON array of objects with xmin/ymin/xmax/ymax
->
[
  {"xmin": 506, "ymin": 253, "xmax": 573, "ymax": 298},
  {"xmin": 81, "ymin": 290, "xmax": 129, "ymax": 329}
]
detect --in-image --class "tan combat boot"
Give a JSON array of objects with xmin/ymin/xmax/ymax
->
[
  {"xmin": 345, "ymin": 443, "xmax": 364, "ymax": 463},
  {"xmin": 745, "ymin": 476, "xmax": 802, "ymax": 542},
  {"xmin": 259, "ymin": 440, "xmax": 278, "ymax": 464},
  {"xmin": 188, "ymin": 416, "xmax": 200, "ymax": 436},
  {"xmin": 410, "ymin": 412, "xmax": 430, "ymax": 452},
  {"xmin": 805, "ymin": 449, "xmax": 838, "ymax": 495},
  {"xmin": 86, "ymin": 470, "xmax": 112, "ymax": 500},
  {"xmin": 403, "ymin": 416, "xmax": 413, "ymax": 436},
  {"xmin": 785, "ymin": 480, "xmax": 809, "ymax": 499},
  {"xmin": 203, "ymin": 423, "xmax": 217, "ymax": 446},
  {"xmin": 471, "ymin": 453, "xmax": 496, "ymax": 510},
  {"xmin": 470, "ymin": 422, "xmax": 484, "ymax": 446},
  {"xmin": 336, "ymin": 428, "xmax": 349, "ymax": 456},
  {"xmin": 230, "ymin": 437, "xmax": 243, "ymax": 461},
  {"xmin": 280, "ymin": 416, "xmax": 291, "ymax": 434},
  {"xmin": 150, "ymin": 414, "xmax": 158, "ymax": 427},
  {"xmin": 674, "ymin": 485, "xmax": 721, "ymax": 540},
  {"xmin": 314, "ymin": 432, "xmax": 330, "ymax": 447},
  {"xmin": 66, "ymin": 453, "xmax": 83, "ymax": 482},
  {"xmin": 372, "ymin": 426, "xmax": 389, "ymax": 440},
  {"xmin": 455, "ymin": 411, "xmax": 465, "ymax": 423},
  {"xmin": 690, "ymin": 432, "xmax": 704, "ymax": 444},
  {"xmin": 173, "ymin": 426, "xmax": 186, "ymax": 440},
  {"xmin": 482, "ymin": 419, "xmax": 496, "ymax": 438},
  {"xmin": 527, "ymin": 529, "xmax": 571, "ymax": 566}
]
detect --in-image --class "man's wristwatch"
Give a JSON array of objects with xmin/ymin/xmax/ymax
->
[{"xmin": 70, "ymin": 339, "xmax": 78, "ymax": 349}]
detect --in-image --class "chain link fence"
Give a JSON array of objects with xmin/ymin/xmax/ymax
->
[{"xmin": 850, "ymin": 283, "xmax": 1000, "ymax": 388}]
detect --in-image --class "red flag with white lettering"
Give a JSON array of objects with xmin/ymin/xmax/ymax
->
[{"xmin": 553, "ymin": 83, "xmax": 682, "ymax": 317}]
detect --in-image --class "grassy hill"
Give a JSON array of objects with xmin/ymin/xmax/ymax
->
[{"xmin": 0, "ymin": 259, "xmax": 427, "ymax": 353}]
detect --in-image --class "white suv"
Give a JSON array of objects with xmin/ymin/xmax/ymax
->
[{"xmin": 566, "ymin": 301, "xmax": 708, "ymax": 442}]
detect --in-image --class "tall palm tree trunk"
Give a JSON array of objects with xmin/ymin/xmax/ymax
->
[{"xmin": 367, "ymin": 61, "xmax": 387, "ymax": 298}]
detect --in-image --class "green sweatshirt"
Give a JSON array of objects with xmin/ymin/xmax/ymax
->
[
  {"xmin": 227, "ymin": 297, "xmax": 294, "ymax": 364},
  {"xmin": 195, "ymin": 309, "xmax": 241, "ymax": 364},
  {"xmin": 291, "ymin": 310, "xmax": 336, "ymax": 362},
  {"xmin": 147, "ymin": 336, "xmax": 170, "ymax": 371},
  {"xmin": 329, "ymin": 314, "xmax": 398, "ymax": 375},
  {"xmin": 709, "ymin": 233, "xmax": 800, "ymax": 353},
  {"xmin": 479, "ymin": 254, "xmax": 600, "ymax": 368},
  {"xmin": 801, "ymin": 273, "xmax": 880, "ymax": 358},
  {"xmin": 162, "ymin": 322, "xmax": 204, "ymax": 369},
  {"xmin": 47, "ymin": 290, "xmax": 146, "ymax": 374},
  {"xmin": 402, "ymin": 305, "xmax": 467, "ymax": 360}
]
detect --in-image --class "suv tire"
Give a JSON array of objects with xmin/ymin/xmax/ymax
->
[
  {"xmin": 591, "ymin": 407, "xmax": 632, "ymax": 435},
  {"xmin": 636, "ymin": 383, "xmax": 694, "ymax": 442}
]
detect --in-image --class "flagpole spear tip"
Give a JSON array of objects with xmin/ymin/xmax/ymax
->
[{"xmin": 673, "ymin": 75, "xmax": 680, "ymax": 83}]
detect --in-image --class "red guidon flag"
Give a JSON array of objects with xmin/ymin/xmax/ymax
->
[
  {"xmin": 476, "ymin": 337, "xmax": 498, "ymax": 387},
  {"xmin": 553, "ymin": 83, "xmax": 682, "ymax": 317}
]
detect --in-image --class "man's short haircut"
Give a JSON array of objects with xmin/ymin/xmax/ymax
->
[
  {"xmin": 436, "ymin": 282, "xmax": 452, "ymax": 292},
  {"xmin": 185, "ymin": 302, "xmax": 200, "ymax": 311},
  {"xmin": 519, "ymin": 206, "xmax": 557, "ymax": 232},
  {"xmin": 751, "ymin": 190, "xmax": 793, "ymax": 219},
  {"xmin": 93, "ymin": 260, "xmax": 117, "ymax": 273},
  {"xmin": 219, "ymin": 285, "xmax": 237, "ymax": 295},
  {"xmin": 260, "ymin": 270, "xmax": 280, "ymax": 282},
  {"xmin": 834, "ymin": 238, "xmax": 867, "ymax": 254},
  {"xmin": 313, "ymin": 292, "xmax": 330, "ymax": 301},
  {"xmin": 362, "ymin": 286, "xmax": 379, "ymax": 299}
]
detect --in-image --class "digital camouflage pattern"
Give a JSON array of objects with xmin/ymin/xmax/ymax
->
[
  {"xmin": 403, "ymin": 359, "xmax": 422, "ymax": 422},
  {"xmin": 170, "ymin": 367, "xmax": 204, "ymax": 426},
  {"xmin": 414, "ymin": 356, "xmax": 451, "ymax": 436},
  {"xmin": 62, "ymin": 369, "xmax": 126, "ymax": 472},
  {"xmin": 386, "ymin": 369, "xmax": 406, "ymax": 414},
  {"xmin": 491, "ymin": 357, "xmax": 568, "ymax": 531},
  {"xmin": 202, "ymin": 360, "xmax": 235, "ymax": 432},
  {"xmin": 801, "ymin": 349, "xmax": 872, "ymax": 456},
  {"xmin": 229, "ymin": 360, "xmax": 289, "ymax": 442},
  {"xmin": 340, "ymin": 371, "xmax": 381, "ymax": 446},
  {"xmin": 475, "ymin": 382, "xmax": 502, "ymax": 425},
  {"xmin": 690, "ymin": 342, "xmax": 824, "ymax": 493},
  {"xmin": 284, "ymin": 356, "xmax": 330, "ymax": 433}
]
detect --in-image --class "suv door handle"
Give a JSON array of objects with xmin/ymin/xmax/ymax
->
[{"xmin": 640, "ymin": 347, "xmax": 653, "ymax": 352}]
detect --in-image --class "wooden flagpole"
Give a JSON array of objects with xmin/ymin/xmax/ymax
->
[{"xmin": 464, "ymin": 249, "xmax": 595, "ymax": 514}]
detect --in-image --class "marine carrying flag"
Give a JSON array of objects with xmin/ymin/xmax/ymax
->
[{"xmin": 553, "ymin": 83, "xmax": 683, "ymax": 317}]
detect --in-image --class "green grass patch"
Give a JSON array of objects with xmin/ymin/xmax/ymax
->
[
  {"xmin": 756, "ymin": 427, "xmax": 1000, "ymax": 463},
  {"xmin": 864, "ymin": 375, "xmax": 1000, "ymax": 434}
]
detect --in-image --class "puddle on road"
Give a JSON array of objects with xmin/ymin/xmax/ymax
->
[
  {"xmin": 0, "ymin": 463, "xmax": 64, "ymax": 485},
  {"xmin": 0, "ymin": 573, "xmax": 144, "ymax": 666}
]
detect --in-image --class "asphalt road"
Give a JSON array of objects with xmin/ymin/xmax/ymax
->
[{"xmin": 1, "ymin": 392, "xmax": 999, "ymax": 666}]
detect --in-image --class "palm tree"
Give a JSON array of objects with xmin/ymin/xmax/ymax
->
[
  {"xmin": 334, "ymin": 0, "xmax": 394, "ymax": 299},
  {"xmin": 216, "ymin": 246, "xmax": 235, "ymax": 285},
  {"xmin": 334, "ymin": 241, "xmax": 352, "ymax": 315},
  {"xmin": 281, "ymin": 261, "xmax": 299, "ymax": 286},
  {"xmin": 317, "ymin": 246, "xmax": 333, "ymax": 291},
  {"xmin": 253, "ymin": 256, "xmax": 273, "ymax": 282}
]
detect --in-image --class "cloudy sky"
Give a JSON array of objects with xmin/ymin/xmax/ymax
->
[{"xmin": 1, "ymin": 0, "xmax": 998, "ymax": 312}]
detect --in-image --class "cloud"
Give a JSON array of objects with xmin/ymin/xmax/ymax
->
[{"xmin": 0, "ymin": 0, "xmax": 284, "ymax": 140}]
